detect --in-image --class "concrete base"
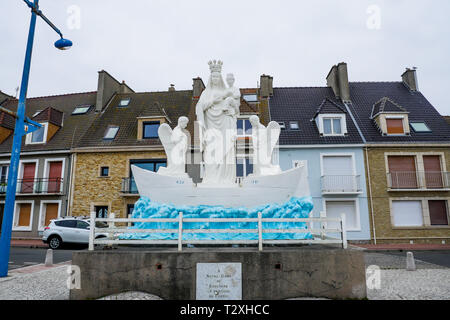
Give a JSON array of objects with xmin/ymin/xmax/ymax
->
[{"xmin": 70, "ymin": 246, "xmax": 367, "ymax": 300}]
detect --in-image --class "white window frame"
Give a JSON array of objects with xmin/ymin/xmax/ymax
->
[
  {"xmin": 236, "ymin": 154, "xmax": 254, "ymax": 178},
  {"xmin": 389, "ymin": 197, "xmax": 450, "ymax": 228},
  {"xmin": 236, "ymin": 116, "xmax": 252, "ymax": 137},
  {"xmin": 323, "ymin": 198, "xmax": 361, "ymax": 232},
  {"xmin": 0, "ymin": 161, "xmax": 9, "ymax": 180},
  {"xmin": 38, "ymin": 200, "xmax": 62, "ymax": 231},
  {"xmin": 317, "ymin": 114, "xmax": 347, "ymax": 136},
  {"xmin": 385, "ymin": 115, "xmax": 406, "ymax": 136},
  {"xmin": 25, "ymin": 122, "xmax": 48, "ymax": 145},
  {"xmin": 320, "ymin": 153, "xmax": 356, "ymax": 177},
  {"xmin": 18, "ymin": 159, "xmax": 39, "ymax": 194},
  {"xmin": 12, "ymin": 200, "xmax": 35, "ymax": 231},
  {"xmin": 43, "ymin": 158, "xmax": 66, "ymax": 193}
]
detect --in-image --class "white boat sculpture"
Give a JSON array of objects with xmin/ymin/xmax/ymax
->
[
  {"xmin": 131, "ymin": 60, "xmax": 310, "ymax": 208},
  {"xmin": 131, "ymin": 164, "xmax": 309, "ymax": 208}
]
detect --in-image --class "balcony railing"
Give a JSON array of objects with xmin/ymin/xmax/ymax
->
[
  {"xmin": 121, "ymin": 178, "xmax": 139, "ymax": 195},
  {"xmin": 387, "ymin": 171, "xmax": 450, "ymax": 190},
  {"xmin": 321, "ymin": 175, "xmax": 362, "ymax": 194},
  {"xmin": 0, "ymin": 178, "xmax": 65, "ymax": 195}
]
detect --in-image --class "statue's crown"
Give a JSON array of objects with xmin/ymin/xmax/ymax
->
[{"xmin": 208, "ymin": 60, "xmax": 223, "ymax": 73}]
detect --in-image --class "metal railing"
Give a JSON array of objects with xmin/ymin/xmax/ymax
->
[
  {"xmin": 88, "ymin": 211, "xmax": 348, "ymax": 251},
  {"xmin": 387, "ymin": 171, "xmax": 450, "ymax": 190},
  {"xmin": 321, "ymin": 175, "xmax": 361, "ymax": 194},
  {"xmin": 121, "ymin": 178, "xmax": 139, "ymax": 194},
  {"xmin": 0, "ymin": 178, "xmax": 64, "ymax": 194}
]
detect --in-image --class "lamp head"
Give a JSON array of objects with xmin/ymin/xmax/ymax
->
[{"xmin": 54, "ymin": 38, "xmax": 73, "ymax": 50}]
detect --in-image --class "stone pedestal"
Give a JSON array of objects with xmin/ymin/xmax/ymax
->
[{"xmin": 69, "ymin": 246, "xmax": 367, "ymax": 300}]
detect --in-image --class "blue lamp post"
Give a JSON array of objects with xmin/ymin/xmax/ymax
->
[{"xmin": 0, "ymin": 0, "xmax": 72, "ymax": 277}]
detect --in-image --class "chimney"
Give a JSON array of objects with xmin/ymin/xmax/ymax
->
[
  {"xmin": 96, "ymin": 70, "xmax": 134, "ymax": 112},
  {"xmin": 193, "ymin": 77, "xmax": 205, "ymax": 98},
  {"xmin": 402, "ymin": 68, "xmax": 419, "ymax": 92},
  {"xmin": 119, "ymin": 81, "xmax": 134, "ymax": 94},
  {"xmin": 260, "ymin": 74, "xmax": 273, "ymax": 98},
  {"xmin": 169, "ymin": 84, "xmax": 176, "ymax": 92},
  {"xmin": 326, "ymin": 62, "xmax": 351, "ymax": 103}
]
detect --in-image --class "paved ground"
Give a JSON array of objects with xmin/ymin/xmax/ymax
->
[
  {"xmin": 1, "ymin": 248, "xmax": 449, "ymax": 300},
  {"xmin": 8, "ymin": 247, "xmax": 77, "ymax": 270}
]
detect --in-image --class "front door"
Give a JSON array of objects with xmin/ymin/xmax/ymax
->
[
  {"xmin": 21, "ymin": 163, "xmax": 36, "ymax": 193},
  {"xmin": 48, "ymin": 161, "xmax": 63, "ymax": 193}
]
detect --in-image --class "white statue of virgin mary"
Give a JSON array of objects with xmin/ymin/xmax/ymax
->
[{"xmin": 195, "ymin": 60, "xmax": 240, "ymax": 185}]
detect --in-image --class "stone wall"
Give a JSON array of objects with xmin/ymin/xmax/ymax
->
[
  {"xmin": 70, "ymin": 151, "xmax": 166, "ymax": 217},
  {"xmin": 365, "ymin": 146, "xmax": 450, "ymax": 244},
  {"xmin": 70, "ymin": 247, "xmax": 367, "ymax": 300}
]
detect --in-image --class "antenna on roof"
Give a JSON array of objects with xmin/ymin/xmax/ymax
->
[{"xmin": 14, "ymin": 86, "xmax": 19, "ymax": 99}]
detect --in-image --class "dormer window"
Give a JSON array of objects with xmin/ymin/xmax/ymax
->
[
  {"xmin": 119, "ymin": 98, "xmax": 131, "ymax": 107},
  {"xmin": 371, "ymin": 97, "xmax": 410, "ymax": 136},
  {"xmin": 386, "ymin": 118, "xmax": 405, "ymax": 134},
  {"xmin": 278, "ymin": 122, "xmax": 286, "ymax": 129},
  {"xmin": 317, "ymin": 114, "xmax": 347, "ymax": 136},
  {"xmin": 25, "ymin": 122, "xmax": 48, "ymax": 145},
  {"xmin": 143, "ymin": 121, "xmax": 160, "ymax": 139},
  {"xmin": 104, "ymin": 126, "xmax": 119, "ymax": 140}
]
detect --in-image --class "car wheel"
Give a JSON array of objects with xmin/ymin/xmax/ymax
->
[{"xmin": 48, "ymin": 236, "xmax": 62, "ymax": 250}]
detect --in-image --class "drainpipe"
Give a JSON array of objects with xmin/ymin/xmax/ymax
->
[{"xmin": 365, "ymin": 146, "xmax": 377, "ymax": 244}]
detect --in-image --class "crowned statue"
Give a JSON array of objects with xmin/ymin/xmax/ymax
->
[{"xmin": 196, "ymin": 60, "xmax": 241, "ymax": 185}]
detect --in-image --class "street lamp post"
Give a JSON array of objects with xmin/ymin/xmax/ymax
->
[{"xmin": 0, "ymin": 0, "xmax": 72, "ymax": 277}]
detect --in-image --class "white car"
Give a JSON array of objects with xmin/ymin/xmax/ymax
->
[{"xmin": 42, "ymin": 217, "xmax": 109, "ymax": 249}]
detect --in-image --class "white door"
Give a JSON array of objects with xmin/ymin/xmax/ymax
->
[
  {"xmin": 325, "ymin": 201, "xmax": 358, "ymax": 231},
  {"xmin": 322, "ymin": 156, "xmax": 354, "ymax": 192}
]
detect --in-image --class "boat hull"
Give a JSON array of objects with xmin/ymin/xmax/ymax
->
[{"xmin": 131, "ymin": 165, "xmax": 310, "ymax": 208}]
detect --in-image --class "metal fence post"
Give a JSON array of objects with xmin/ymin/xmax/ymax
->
[
  {"xmin": 89, "ymin": 211, "xmax": 95, "ymax": 251},
  {"xmin": 320, "ymin": 211, "xmax": 326, "ymax": 240},
  {"xmin": 178, "ymin": 212, "xmax": 183, "ymax": 252},
  {"xmin": 258, "ymin": 212, "xmax": 263, "ymax": 252},
  {"xmin": 340, "ymin": 213, "xmax": 348, "ymax": 249}
]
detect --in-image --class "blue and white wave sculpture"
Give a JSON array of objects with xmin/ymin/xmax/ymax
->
[{"xmin": 119, "ymin": 196, "xmax": 314, "ymax": 241}]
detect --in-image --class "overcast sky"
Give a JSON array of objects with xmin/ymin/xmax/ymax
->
[{"xmin": 1, "ymin": 0, "xmax": 449, "ymax": 115}]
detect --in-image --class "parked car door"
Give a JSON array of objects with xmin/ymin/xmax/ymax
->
[
  {"xmin": 54, "ymin": 220, "xmax": 78, "ymax": 242},
  {"xmin": 75, "ymin": 220, "xmax": 91, "ymax": 243}
]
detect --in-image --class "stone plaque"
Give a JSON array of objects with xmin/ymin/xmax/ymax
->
[{"xmin": 196, "ymin": 263, "xmax": 242, "ymax": 300}]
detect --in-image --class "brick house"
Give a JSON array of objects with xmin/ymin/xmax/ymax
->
[
  {"xmin": 343, "ymin": 68, "xmax": 450, "ymax": 244},
  {"xmin": 69, "ymin": 73, "xmax": 262, "ymax": 219},
  {"xmin": 0, "ymin": 91, "xmax": 98, "ymax": 239}
]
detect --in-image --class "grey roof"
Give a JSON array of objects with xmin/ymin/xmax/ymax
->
[
  {"xmin": 348, "ymin": 82, "xmax": 450, "ymax": 143},
  {"xmin": 269, "ymin": 87, "xmax": 365, "ymax": 145},
  {"xmin": 75, "ymin": 91, "xmax": 193, "ymax": 148},
  {"xmin": 269, "ymin": 82, "xmax": 450, "ymax": 145},
  {"xmin": 370, "ymin": 96, "xmax": 408, "ymax": 119},
  {"xmin": 0, "ymin": 92, "xmax": 98, "ymax": 153}
]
